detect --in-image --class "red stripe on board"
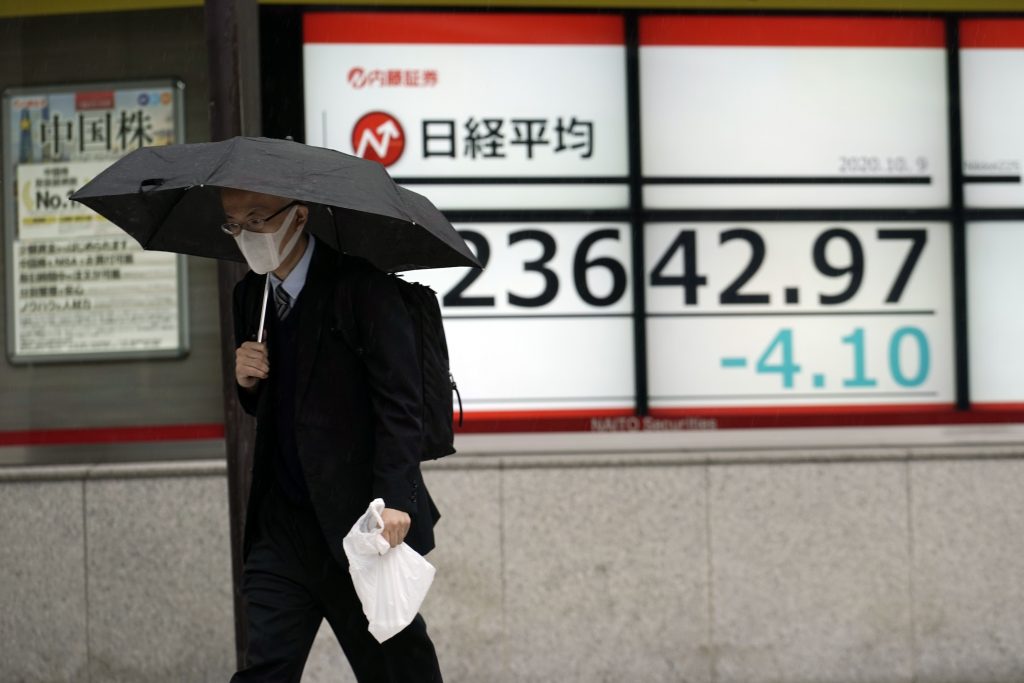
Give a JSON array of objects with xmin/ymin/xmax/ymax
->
[
  {"xmin": 453, "ymin": 403, "xmax": 1024, "ymax": 433},
  {"xmin": 455, "ymin": 408, "xmax": 633, "ymax": 433},
  {"xmin": 653, "ymin": 411, "xmax": 1023, "ymax": 431},
  {"xmin": 961, "ymin": 19, "xmax": 1024, "ymax": 49},
  {"xmin": 639, "ymin": 16, "xmax": 945, "ymax": 48},
  {"xmin": 0, "ymin": 424, "xmax": 225, "ymax": 447},
  {"xmin": 651, "ymin": 403, "xmax": 956, "ymax": 417},
  {"xmin": 970, "ymin": 402, "xmax": 1024, "ymax": 412},
  {"xmin": 304, "ymin": 12, "xmax": 623, "ymax": 45},
  {"xmin": 646, "ymin": 404, "xmax": 958, "ymax": 429},
  {"xmin": 462, "ymin": 408, "xmax": 634, "ymax": 421},
  {"xmin": 7, "ymin": 408, "xmax": 1019, "ymax": 445},
  {"xmin": 455, "ymin": 412, "xmax": 1015, "ymax": 433}
]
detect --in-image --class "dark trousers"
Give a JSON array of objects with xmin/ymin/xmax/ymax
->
[{"xmin": 230, "ymin": 484, "xmax": 443, "ymax": 683}]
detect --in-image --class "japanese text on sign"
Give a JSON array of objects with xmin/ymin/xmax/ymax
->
[
  {"xmin": 422, "ymin": 117, "xmax": 594, "ymax": 160},
  {"xmin": 347, "ymin": 67, "xmax": 439, "ymax": 89},
  {"xmin": 37, "ymin": 109, "xmax": 155, "ymax": 158}
]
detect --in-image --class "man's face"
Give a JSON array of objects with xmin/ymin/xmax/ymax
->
[{"xmin": 220, "ymin": 188, "xmax": 307, "ymax": 238}]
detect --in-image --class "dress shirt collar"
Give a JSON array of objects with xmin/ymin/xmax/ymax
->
[{"xmin": 269, "ymin": 233, "xmax": 316, "ymax": 301}]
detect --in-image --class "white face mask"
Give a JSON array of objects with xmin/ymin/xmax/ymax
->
[{"xmin": 233, "ymin": 206, "xmax": 302, "ymax": 275}]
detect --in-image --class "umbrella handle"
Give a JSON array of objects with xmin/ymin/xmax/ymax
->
[{"xmin": 257, "ymin": 277, "xmax": 270, "ymax": 344}]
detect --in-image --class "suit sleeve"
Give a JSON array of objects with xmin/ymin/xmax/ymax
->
[
  {"xmin": 355, "ymin": 269, "xmax": 422, "ymax": 516},
  {"xmin": 232, "ymin": 276, "xmax": 262, "ymax": 417}
]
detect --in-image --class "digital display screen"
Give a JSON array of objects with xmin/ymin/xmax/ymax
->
[
  {"xmin": 408, "ymin": 222, "xmax": 636, "ymax": 428},
  {"xmin": 960, "ymin": 19, "xmax": 1024, "ymax": 207},
  {"xmin": 639, "ymin": 16, "xmax": 950, "ymax": 209},
  {"xmin": 302, "ymin": 10, "xmax": 1024, "ymax": 432},
  {"xmin": 644, "ymin": 221, "xmax": 955, "ymax": 414},
  {"xmin": 967, "ymin": 221, "xmax": 1024, "ymax": 408},
  {"xmin": 303, "ymin": 12, "xmax": 630, "ymax": 211}
]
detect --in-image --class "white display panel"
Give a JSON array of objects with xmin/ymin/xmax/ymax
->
[
  {"xmin": 303, "ymin": 12, "xmax": 629, "ymax": 211},
  {"xmin": 960, "ymin": 20, "xmax": 1024, "ymax": 208},
  {"xmin": 404, "ymin": 222, "xmax": 635, "ymax": 415},
  {"xmin": 639, "ymin": 16, "xmax": 950, "ymax": 209},
  {"xmin": 967, "ymin": 222, "xmax": 1024, "ymax": 405},
  {"xmin": 644, "ymin": 222, "xmax": 955, "ymax": 409}
]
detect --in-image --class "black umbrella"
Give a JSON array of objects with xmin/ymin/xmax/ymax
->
[{"xmin": 69, "ymin": 136, "xmax": 480, "ymax": 273}]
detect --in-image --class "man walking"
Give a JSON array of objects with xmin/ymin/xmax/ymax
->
[{"xmin": 224, "ymin": 187, "xmax": 443, "ymax": 682}]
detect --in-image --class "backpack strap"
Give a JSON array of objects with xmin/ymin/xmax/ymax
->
[{"xmin": 452, "ymin": 374, "xmax": 463, "ymax": 427}]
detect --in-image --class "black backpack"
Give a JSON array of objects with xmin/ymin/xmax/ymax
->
[{"xmin": 333, "ymin": 270, "xmax": 462, "ymax": 461}]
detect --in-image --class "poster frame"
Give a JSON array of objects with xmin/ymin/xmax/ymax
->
[{"xmin": 2, "ymin": 78, "xmax": 189, "ymax": 365}]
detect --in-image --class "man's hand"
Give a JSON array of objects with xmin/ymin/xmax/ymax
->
[
  {"xmin": 236, "ymin": 341, "xmax": 269, "ymax": 390},
  {"xmin": 380, "ymin": 508, "xmax": 411, "ymax": 548}
]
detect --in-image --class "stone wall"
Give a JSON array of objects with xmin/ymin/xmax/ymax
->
[{"xmin": 4, "ymin": 432, "xmax": 1024, "ymax": 682}]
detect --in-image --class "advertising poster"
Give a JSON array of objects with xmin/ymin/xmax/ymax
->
[{"xmin": 4, "ymin": 81, "xmax": 187, "ymax": 362}]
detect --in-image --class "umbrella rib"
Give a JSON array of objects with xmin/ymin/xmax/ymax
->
[
  {"xmin": 205, "ymin": 136, "xmax": 241, "ymax": 191},
  {"xmin": 137, "ymin": 186, "xmax": 194, "ymax": 251}
]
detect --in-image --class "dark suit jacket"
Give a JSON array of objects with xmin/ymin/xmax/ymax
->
[{"xmin": 233, "ymin": 241, "xmax": 440, "ymax": 567}]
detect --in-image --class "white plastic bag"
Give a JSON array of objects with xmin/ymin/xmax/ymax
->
[{"xmin": 342, "ymin": 498, "xmax": 436, "ymax": 643}]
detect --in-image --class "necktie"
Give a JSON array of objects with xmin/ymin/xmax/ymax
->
[{"xmin": 274, "ymin": 285, "xmax": 292, "ymax": 321}]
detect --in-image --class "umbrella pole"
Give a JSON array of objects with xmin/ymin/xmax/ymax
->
[{"xmin": 257, "ymin": 276, "xmax": 270, "ymax": 343}]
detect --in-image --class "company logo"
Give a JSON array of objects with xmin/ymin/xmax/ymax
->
[
  {"xmin": 351, "ymin": 112, "xmax": 405, "ymax": 167},
  {"xmin": 136, "ymin": 91, "xmax": 171, "ymax": 107},
  {"xmin": 13, "ymin": 97, "xmax": 48, "ymax": 110},
  {"xmin": 347, "ymin": 67, "xmax": 438, "ymax": 90},
  {"xmin": 75, "ymin": 91, "xmax": 114, "ymax": 111}
]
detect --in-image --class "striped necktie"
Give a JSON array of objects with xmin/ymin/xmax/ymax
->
[{"xmin": 274, "ymin": 284, "xmax": 292, "ymax": 321}]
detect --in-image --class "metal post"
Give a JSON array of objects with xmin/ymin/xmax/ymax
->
[{"xmin": 204, "ymin": 0, "xmax": 261, "ymax": 668}]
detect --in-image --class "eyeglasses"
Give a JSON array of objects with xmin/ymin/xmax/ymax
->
[{"xmin": 220, "ymin": 200, "xmax": 303, "ymax": 236}]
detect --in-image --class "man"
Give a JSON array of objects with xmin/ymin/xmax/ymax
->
[{"xmin": 223, "ymin": 187, "xmax": 443, "ymax": 682}]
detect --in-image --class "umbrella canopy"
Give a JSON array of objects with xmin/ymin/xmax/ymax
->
[{"xmin": 70, "ymin": 136, "xmax": 480, "ymax": 272}]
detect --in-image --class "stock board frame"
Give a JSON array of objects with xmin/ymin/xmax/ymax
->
[{"xmin": 264, "ymin": 5, "xmax": 1024, "ymax": 432}]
